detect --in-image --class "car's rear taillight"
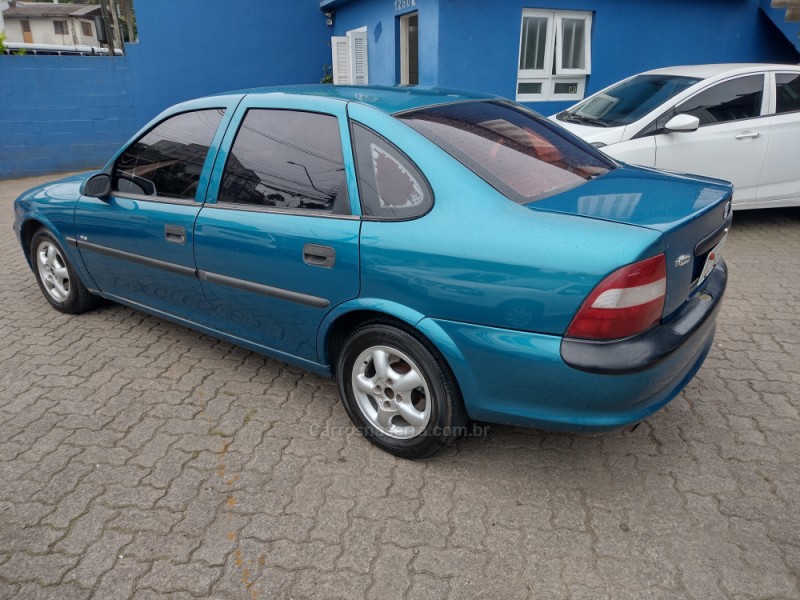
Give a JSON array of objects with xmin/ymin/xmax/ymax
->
[{"xmin": 566, "ymin": 254, "xmax": 667, "ymax": 340}]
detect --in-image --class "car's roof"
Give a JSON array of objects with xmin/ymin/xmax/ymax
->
[
  {"xmin": 641, "ymin": 63, "xmax": 800, "ymax": 79},
  {"xmin": 209, "ymin": 84, "xmax": 499, "ymax": 114}
]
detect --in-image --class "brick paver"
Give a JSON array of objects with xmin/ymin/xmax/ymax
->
[{"xmin": 1, "ymin": 173, "xmax": 799, "ymax": 599}]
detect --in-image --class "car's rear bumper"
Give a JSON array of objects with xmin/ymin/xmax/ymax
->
[
  {"xmin": 560, "ymin": 260, "xmax": 727, "ymax": 374},
  {"xmin": 423, "ymin": 262, "xmax": 726, "ymax": 431}
]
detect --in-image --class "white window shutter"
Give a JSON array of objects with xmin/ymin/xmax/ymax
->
[
  {"xmin": 331, "ymin": 36, "xmax": 351, "ymax": 85},
  {"xmin": 348, "ymin": 30, "xmax": 369, "ymax": 85}
]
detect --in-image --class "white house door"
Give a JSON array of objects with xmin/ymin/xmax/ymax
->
[
  {"xmin": 400, "ymin": 12, "xmax": 419, "ymax": 85},
  {"xmin": 21, "ymin": 20, "xmax": 33, "ymax": 43}
]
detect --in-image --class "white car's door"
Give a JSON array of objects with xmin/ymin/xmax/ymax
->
[
  {"xmin": 653, "ymin": 74, "xmax": 769, "ymax": 206},
  {"xmin": 756, "ymin": 71, "xmax": 800, "ymax": 208}
]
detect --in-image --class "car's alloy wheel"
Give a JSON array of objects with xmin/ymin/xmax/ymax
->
[
  {"xmin": 351, "ymin": 345, "xmax": 432, "ymax": 439},
  {"xmin": 30, "ymin": 229, "xmax": 99, "ymax": 314},
  {"xmin": 36, "ymin": 240, "xmax": 71, "ymax": 302},
  {"xmin": 337, "ymin": 323, "xmax": 466, "ymax": 458}
]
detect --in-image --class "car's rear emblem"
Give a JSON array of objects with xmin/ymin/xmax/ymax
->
[{"xmin": 675, "ymin": 254, "xmax": 691, "ymax": 267}]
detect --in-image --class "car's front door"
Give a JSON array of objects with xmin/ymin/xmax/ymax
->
[
  {"xmin": 193, "ymin": 97, "xmax": 361, "ymax": 365},
  {"xmin": 653, "ymin": 74, "xmax": 769, "ymax": 205},
  {"xmin": 756, "ymin": 71, "xmax": 800, "ymax": 207},
  {"xmin": 74, "ymin": 102, "xmax": 236, "ymax": 324}
]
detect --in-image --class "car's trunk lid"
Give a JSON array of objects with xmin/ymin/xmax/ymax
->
[{"xmin": 527, "ymin": 165, "xmax": 733, "ymax": 320}]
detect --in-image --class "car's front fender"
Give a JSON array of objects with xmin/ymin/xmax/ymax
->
[{"xmin": 14, "ymin": 175, "xmax": 100, "ymax": 292}]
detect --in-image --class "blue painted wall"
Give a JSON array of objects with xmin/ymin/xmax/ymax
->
[
  {"xmin": 0, "ymin": 0, "xmax": 331, "ymax": 179},
  {"xmin": 0, "ymin": 56, "xmax": 134, "ymax": 178},
  {"xmin": 126, "ymin": 0, "xmax": 332, "ymax": 128},
  {"xmin": 330, "ymin": 0, "xmax": 800, "ymax": 113},
  {"xmin": 760, "ymin": 0, "xmax": 800, "ymax": 54}
]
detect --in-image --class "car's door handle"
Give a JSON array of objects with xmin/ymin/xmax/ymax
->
[
  {"xmin": 303, "ymin": 244, "xmax": 335, "ymax": 268},
  {"xmin": 735, "ymin": 131, "xmax": 761, "ymax": 140},
  {"xmin": 165, "ymin": 225, "xmax": 186, "ymax": 244}
]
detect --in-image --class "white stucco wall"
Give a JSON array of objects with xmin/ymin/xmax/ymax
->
[
  {"xmin": 3, "ymin": 16, "xmax": 97, "ymax": 45},
  {"xmin": 0, "ymin": 1, "xmax": 9, "ymax": 36}
]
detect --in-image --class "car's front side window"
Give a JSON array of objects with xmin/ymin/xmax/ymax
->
[
  {"xmin": 113, "ymin": 109, "xmax": 225, "ymax": 200},
  {"xmin": 675, "ymin": 75, "xmax": 764, "ymax": 126},
  {"xmin": 217, "ymin": 109, "xmax": 349, "ymax": 214}
]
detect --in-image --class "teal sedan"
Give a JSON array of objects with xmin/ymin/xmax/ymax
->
[{"xmin": 13, "ymin": 86, "xmax": 730, "ymax": 458}]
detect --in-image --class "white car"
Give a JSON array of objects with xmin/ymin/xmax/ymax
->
[{"xmin": 551, "ymin": 64, "xmax": 800, "ymax": 210}]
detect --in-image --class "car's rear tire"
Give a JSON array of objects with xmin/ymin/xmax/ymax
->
[
  {"xmin": 30, "ymin": 230, "xmax": 99, "ymax": 314},
  {"xmin": 336, "ymin": 322, "xmax": 467, "ymax": 459}
]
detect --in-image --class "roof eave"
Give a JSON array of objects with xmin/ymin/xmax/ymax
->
[{"xmin": 319, "ymin": 0, "xmax": 357, "ymax": 10}]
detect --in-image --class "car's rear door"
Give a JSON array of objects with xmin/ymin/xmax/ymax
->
[
  {"xmin": 193, "ymin": 95, "xmax": 361, "ymax": 365},
  {"xmin": 756, "ymin": 71, "xmax": 800, "ymax": 207},
  {"xmin": 653, "ymin": 73, "xmax": 769, "ymax": 206},
  {"xmin": 74, "ymin": 99, "xmax": 238, "ymax": 324}
]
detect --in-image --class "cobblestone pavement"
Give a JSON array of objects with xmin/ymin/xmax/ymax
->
[{"xmin": 0, "ymin": 173, "xmax": 799, "ymax": 600}]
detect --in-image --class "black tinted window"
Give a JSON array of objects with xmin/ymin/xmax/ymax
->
[
  {"xmin": 114, "ymin": 109, "xmax": 224, "ymax": 200},
  {"xmin": 352, "ymin": 123, "xmax": 432, "ymax": 219},
  {"xmin": 399, "ymin": 101, "xmax": 614, "ymax": 204},
  {"xmin": 677, "ymin": 76, "xmax": 763, "ymax": 125},
  {"xmin": 775, "ymin": 73, "xmax": 800, "ymax": 115},
  {"xmin": 218, "ymin": 109, "xmax": 348, "ymax": 214}
]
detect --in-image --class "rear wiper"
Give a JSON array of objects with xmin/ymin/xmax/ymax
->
[{"xmin": 563, "ymin": 113, "xmax": 610, "ymax": 128}]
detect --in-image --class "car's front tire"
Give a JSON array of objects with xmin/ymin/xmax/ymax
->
[
  {"xmin": 336, "ymin": 323, "xmax": 467, "ymax": 459},
  {"xmin": 30, "ymin": 230, "xmax": 99, "ymax": 314}
]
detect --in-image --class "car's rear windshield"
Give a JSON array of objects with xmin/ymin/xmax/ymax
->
[
  {"xmin": 560, "ymin": 75, "xmax": 702, "ymax": 127},
  {"xmin": 398, "ymin": 100, "xmax": 615, "ymax": 205}
]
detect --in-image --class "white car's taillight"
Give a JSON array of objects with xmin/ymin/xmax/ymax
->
[{"xmin": 566, "ymin": 254, "xmax": 667, "ymax": 340}]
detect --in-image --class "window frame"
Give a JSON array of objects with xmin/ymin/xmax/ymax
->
[
  {"xmin": 399, "ymin": 12, "xmax": 419, "ymax": 86},
  {"xmin": 212, "ymin": 107, "xmax": 355, "ymax": 219},
  {"xmin": 80, "ymin": 21, "xmax": 93, "ymax": 37},
  {"xmin": 516, "ymin": 9, "xmax": 592, "ymax": 103},
  {"xmin": 53, "ymin": 20, "xmax": 68, "ymax": 35},
  {"xmin": 110, "ymin": 108, "xmax": 226, "ymax": 205},
  {"xmin": 554, "ymin": 12, "xmax": 592, "ymax": 76},
  {"xmin": 518, "ymin": 10, "xmax": 554, "ymax": 79}
]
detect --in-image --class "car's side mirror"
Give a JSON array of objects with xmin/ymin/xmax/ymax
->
[
  {"xmin": 84, "ymin": 173, "xmax": 112, "ymax": 198},
  {"xmin": 664, "ymin": 114, "xmax": 700, "ymax": 133},
  {"xmin": 116, "ymin": 172, "xmax": 157, "ymax": 196}
]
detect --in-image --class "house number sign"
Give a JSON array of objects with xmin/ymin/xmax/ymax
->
[{"xmin": 394, "ymin": 0, "xmax": 416, "ymax": 11}]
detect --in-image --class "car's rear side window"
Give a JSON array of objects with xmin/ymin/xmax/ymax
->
[
  {"xmin": 398, "ymin": 101, "xmax": 614, "ymax": 205},
  {"xmin": 114, "ymin": 109, "xmax": 224, "ymax": 200},
  {"xmin": 217, "ymin": 109, "xmax": 349, "ymax": 214},
  {"xmin": 775, "ymin": 73, "xmax": 800, "ymax": 115},
  {"xmin": 351, "ymin": 123, "xmax": 433, "ymax": 219}
]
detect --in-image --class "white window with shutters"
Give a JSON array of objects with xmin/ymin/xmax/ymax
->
[
  {"xmin": 517, "ymin": 9, "xmax": 592, "ymax": 102},
  {"xmin": 332, "ymin": 27, "xmax": 369, "ymax": 85}
]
